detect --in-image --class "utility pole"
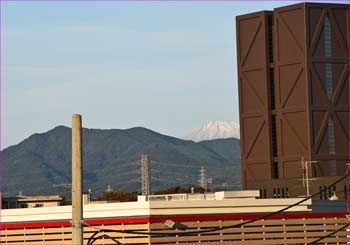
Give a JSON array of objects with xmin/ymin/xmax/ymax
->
[
  {"xmin": 301, "ymin": 157, "xmax": 318, "ymax": 197},
  {"xmin": 199, "ymin": 166, "xmax": 208, "ymax": 192},
  {"xmin": 72, "ymin": 114, "xmax": 83, "ymax": 245},
  {"xmin": 141, "ymin": 154, "xmax": 150, "ymax": 196}
]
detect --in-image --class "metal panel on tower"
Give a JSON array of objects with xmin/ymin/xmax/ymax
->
[
  {"xmin": 306, "ymin": 3, "xmax": 350, "ymax": 177},
  {"xmin": 274, "ymin": 4, "xmax": 310, "ymax": 179},
  {"xmin": 236, "ymin": 11, "xmax": 273, "ymax": 189},
  {"xmin": 236, "ymin": 2, "xmax": 350, "ymax": 198}
]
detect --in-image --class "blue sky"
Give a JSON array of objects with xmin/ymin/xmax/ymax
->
[{"xmin": 2, "ymin": 0, "xmax": 347, "ymax": 148}]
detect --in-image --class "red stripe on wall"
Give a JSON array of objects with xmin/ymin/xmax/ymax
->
[
  {"xmin": 86, "ymin": 217, "xmax": 150, "ymax": 225},
  {"xmin": 148, "ymin": 212, "xmax": 350, "ymax": 223},
  {"xmin": 1, "ymin": 212, "xmax": 348, "ymax": 230},
  {"xmin": 1, "ymin": 220, "xmax": 71, "ymax": 229}
]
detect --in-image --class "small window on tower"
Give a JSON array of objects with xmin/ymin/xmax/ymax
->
[
  {"xmin": 344, "ymin": 185, "xmax": 347, "ymax": 200},
  {"xmin": 271, "ymin": 116, "xmax": 278, "ymax": 157},
  {"xmin": 267, "ymin": 15, "xmax": 273, "ymax": 63},
  {"xmin": 273, "ymin": 160, "xmax": 279, "ymax": 179}
]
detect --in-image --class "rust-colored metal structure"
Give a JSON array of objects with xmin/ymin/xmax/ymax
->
[{"xmin": 237, "ymin": 2, "xmax": 350, "ymax": 198}]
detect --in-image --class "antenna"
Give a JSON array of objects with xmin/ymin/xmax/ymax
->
[
  {"xmin": 301, "ymin": 157, "xmax": 318, "ymax": 197},
  {"xmin": 141, "ymin": 154, "xmax": 150, "ymax": 196},
  {"xmin": 106, "ymin": 185, "xmax": 113, "ymax": 192}
]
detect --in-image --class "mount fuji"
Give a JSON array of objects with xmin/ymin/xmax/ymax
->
[{"xmin": 184, "ymin": 121, "xmax": 240, "ymax": 142}]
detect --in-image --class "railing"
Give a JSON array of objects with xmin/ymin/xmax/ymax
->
[
  {"xmin": 150, "ymin": 214, "xmax": 350, "ymax": 244},
  {"xmin": 146, "ymin": 193, "xmax": 216, "ymax": 201}
]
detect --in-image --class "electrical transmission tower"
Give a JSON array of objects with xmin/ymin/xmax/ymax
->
[
  {"xmin": 199, "ymin": 166, "xmax": 208, "ymax": 192},
  {"xmin": 141, "ymin": 154, "xmax": 150, "ymax": 196}
]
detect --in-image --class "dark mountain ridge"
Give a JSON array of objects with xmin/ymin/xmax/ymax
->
[{"xmin": 3, "ymin": 126, "xmax": 241, "ymax": 197}]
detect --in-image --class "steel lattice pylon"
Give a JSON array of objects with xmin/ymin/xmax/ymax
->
[
  {"xmin": 199, "ymin": 166, "xmax": 207, "ymax": 192},
  {"xmin": 141, "ymin": 154, "xmax": 150, "ymax": 196}
]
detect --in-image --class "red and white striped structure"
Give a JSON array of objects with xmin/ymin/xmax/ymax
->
[{"xmin": 1, "ymin": 191, "xmax": 349, "ymax": 244}]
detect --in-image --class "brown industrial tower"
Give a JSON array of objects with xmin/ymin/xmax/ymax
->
[{"xmin": 236, "ymin": 2, "xmax": 350, "ymax": 199}]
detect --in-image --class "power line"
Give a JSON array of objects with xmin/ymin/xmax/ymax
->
[
  {"xmin": 87, "ymin": 229, "xmax": 122, "ymax": 244},
  {"xmin": 85, "ymin": 172, "xmax": 349, "ymax": 243},
  {"xmin": 109, "ymin": 170, "xmax": 139, "ymax": 177},
  {"xmin": 108, "ymin": 162, "xmax": 141, "ymax": 169},
  {"xmin": 150, "ymin": 176, "xmax": 186, "ymax": 184},
  {"xmin": 150, "ymin": 160, "xmax": 198, "ymax": 168},
  {"xmin": 309, "ymin": 223, "xmax": 349, "ymax": 244}
]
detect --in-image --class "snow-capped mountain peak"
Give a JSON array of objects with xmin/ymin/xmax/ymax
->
[{"xmin": 184, "ymin": 121, "xmax": 240, "ymax": 142}]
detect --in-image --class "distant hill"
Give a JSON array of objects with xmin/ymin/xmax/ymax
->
[
  {"xmin": 2, "ymin": 126, "xmax": 241, "ymax": 197},
  {"xmin": 184, "ymin": 121, "xmax": 240, "ymax": 142}
]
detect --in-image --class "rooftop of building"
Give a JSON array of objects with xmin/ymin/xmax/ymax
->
[
  {"xmin": 1, "ymin": 190, "xmax": 346, "ymax": 224},
  {"xmin": 16, "ymin": 195, "xmax": 63, "ymax": 202},
  {"xmin": 236, "ymin": 1, "xmax": 349, "ymax": 18}
]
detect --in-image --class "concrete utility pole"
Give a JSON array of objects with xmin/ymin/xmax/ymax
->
[
  {"xmin": 72, "ymin": 114, "xmax": 83, "ymax": 244},
  {"xmin": 141, "ymin": 154, "xmax": 150, "ymax": 196}
]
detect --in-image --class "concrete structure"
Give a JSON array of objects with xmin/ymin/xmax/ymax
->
[
  {"xmin": 236, "ymin": 2, "xmax": 350, "ymax": 198},
  {"xmin": 0, "ymin": 191, "xmax": 348, "ymax": 244},
  {"xmin": 71, "ymin": 114, "xmax": 83, "ymax": 245},
  {"xmin": 1, "ymin": 195, "xmax": 63, "ymax": 209}
]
